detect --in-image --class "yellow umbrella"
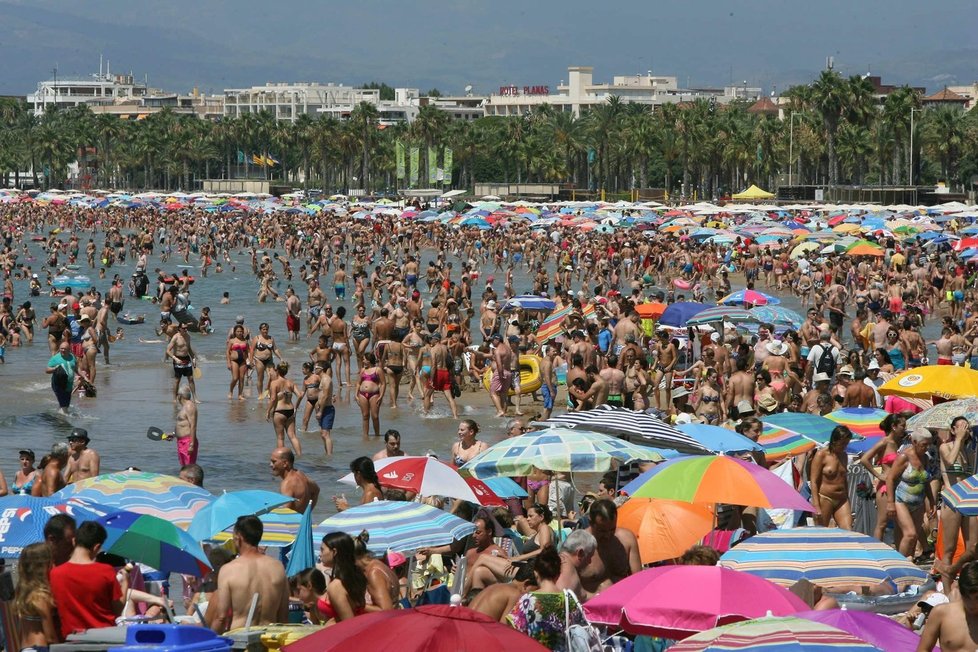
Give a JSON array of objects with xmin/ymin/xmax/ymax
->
[
  {"xmin": 789, "ymin": 242, "xmax": 820, "ymax": 259},
  {"xmin": 879, "ymin": 365, "xmax": 978, "ymax": 400},
  {"xmin": 832, "ymin": 223, "xmax": 862, "ymax": 234}
]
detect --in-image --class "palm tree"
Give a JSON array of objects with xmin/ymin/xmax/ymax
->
[
  {"xmin": 584, "ymin": 96, "xmax": 624, "ymax": 192},
  {"xmin": 809, "ymin": 70, "xmax": 847, "ymax": 185},
  {"xmin": 923, "ymin": 105, "xmax": 968, "ymax": 185},
  {"xmin": 882, "ymin": 86, "xmax": 920, "ymax": 184},
  {"xmin": 349, "ymin": 102, "xmax": 380, "ymax": 190}
]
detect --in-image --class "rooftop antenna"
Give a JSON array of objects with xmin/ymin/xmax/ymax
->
[{"xmin": 99, "ymin": 53, "xmax": 103, "ymax": 78}]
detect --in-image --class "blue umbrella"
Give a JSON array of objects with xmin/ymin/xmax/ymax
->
[
  {"xmin": 676, "ymin": 423, "xmax": 762, "ymax": 454},
  {"xmin": 285, "ymin": 504, "xmax": 315, "ymax": 577},
  {"xmin": 0, "ymin": 495, "xmax": 111, "ymax": 558},
  {"xmin": 503, "ymin": 295, "xmax": 556, "ymax": 312},
  {"xmin": 686, "ymin": 306, "xmax": 758, "ymax": 326},
  {"xmin": 482, "ymin": 477, "xmax": 528, "ymax": 499},
  {"xmin": 315, "ymin": 501, "xmax": 476, "ymax": 553},
  {"xmin": 187, "ymin": 490, "xmax": 293, "ymax": 541},
  {"xmin": 750, "ymin": 305, "xmax": 804, "ymax": 329},
  {"xmin": 659, "ymin": 302, "xmax": 709, "ymax": 327}
]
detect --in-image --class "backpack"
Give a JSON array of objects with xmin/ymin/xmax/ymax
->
[{"xmin": 813, "ymin": 344, "xmax": 837, "ymax": 377}]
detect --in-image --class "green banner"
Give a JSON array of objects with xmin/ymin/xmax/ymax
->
[
  {"xmin": 428, "ymin": 146, "xmax": 438, "ymax": 184},
  {"xmin": 395, "ymin": 141, "xmax": 405, "ymax": 180},
  {"xmin": 442, "ymin": 148, "xmax": 453, "ymax": 185},
  {"xmin": 409, "ymin": 147, "xmax": 419, "ymax": 185}
]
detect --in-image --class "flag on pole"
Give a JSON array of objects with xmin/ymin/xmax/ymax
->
[
  {"xmin": 409, "ymin": 147, "xmax": 419, "ymax": 185},
  {"xmin": 428, "ymin": 146, "xmax": 438, "ymax": 184},
  {"xmin": 395, "ymin": 141, "xmax": 405, "ymax": 180},
  {"xmin": 443, "ymin": 147, "xmax": 453, "ymax": 185}
]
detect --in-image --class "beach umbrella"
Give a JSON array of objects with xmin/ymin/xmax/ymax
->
[
  {"xmin": 907, "ymin": 397, "xmax": 978, "ymax": 430},
  {"xmin": 761, "ymin": 412, "xmax": 836, "ymax": 449},
  {"xmin": 285, "ymin": 505, "xmax": 315, "ymax": 577},
  {"xmin": 879, "ymin": 365, "xmax": 978, "ymax": 400},
  {"xmin": 659, "ymin": 302, "xmax": 710, "ymax": 327},
  {"xmin": 794, "ymin": 609, "xmax": 924, "ymax": 652},
  {"xmin": 718, "ymin": 289, "xmax": 781, "ymax": 306},
  {"xmin": 825, "ymin": 408, "xmax": 887, "ymax": 439},
  {"xmin": 789, "ymin": 242, "xmax": 820, "ymax": 259},
  {"xmin": 540, "ymin": 405, "xmax": 711, "ymax": 455},
  {"xmin": 56, "ymin": 470, "xmax": 214, "ymax": 528},
  {"xmin": 97, "ymin": 511, "xmax": 211, "ymax": 576},
  {"xmin": 338, "ymin": 456, "xmax": 506, "ymax": 506},
  {"xmin": 719, "ymin": 527, "xmax": 928, "ymax": 591},
  {"xmin": 461, "ymin": 425, "xmax": 667, "ymax": 479},
  {"xmin": 686, "ymin": 306, "xmax": 758, "ymax": 326},
  {"xmin": 481, "ymin": 476, "xmax": 527, "ymax": 498},
  {"xmin": 0, "ymin": 495, "xmax": 114, "ymax": 558},
  {"xmin": 583, "ymin": 566, "xmax": 807, "ymax": 638},
  {"xmin": 941, "ymin": 473, "xmax": 978, "ymax": 516},
  {"xmin": 676, "ymin": 423, "xmax": 763, "ymax": 454},
  {"xmin": 634, "ymin": 302, "xmax": 667, "ymax": 319},
  {"xmin": 186, "ymin": 489, "xmax": 293, "ymax": 541},
  {"xmin": 749, "ymin": 306, "xmax": 803, "ymax": 330},
  {"xmin": 207, "ymin": 507, "xmax": 304, "ymax": 547},
  {"xmin": 617, "ymin": 499, "xmax": 716, "ymax": 565},
  {"xmin": 667, "ymin": 616, "xmax": 885, "ymax": 651},
  {"xmin": 502, "ymin": 295, "xmax": 556, "ymax": 312},
  {"xmin": 315, "ymin": 501, "xmax": 475, "ymax": 553},
  {"xmin": 282, "ymin": 604, "xmax": 548, "ymax": 652},
  {"xmin": 846, "ymin": 243, "xmax": 885, "ymax": 257},
  {"xmin": 621, "ymin": 456, "xmax": 814, "ymax": 512}
]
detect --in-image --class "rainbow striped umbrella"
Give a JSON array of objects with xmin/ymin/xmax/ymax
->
[
  {"xmin": 942, "ymin": 474, "xmax": 978, "ymax": 516},
  {"xmin": 56, "ymin": 470, "xmax": 214, "ymax": 528},
  {"xmin": 825, "ymin": 408, "xmax": 886, "ymax": 439},
  {"xmin": 535, "ymin": 305, "xmax": 575, "ymax": 343},
  {"xmin": 908, "ymin": 397, "xmax": 978, "ymax": 431},
  {"xmin": 719, "ymin": 527, "xmax": 928, "ymax": 591},
  {"xmin": 314, "ymin": 500, "xmax": 475, "ymax": 553},
  {"xmin": 208, "ymin": 508, "xmax": 304, "ymax": 547},
  {"xmin": 668, "ymin": 616, "xmax": 884, "ymax": 651},
  {"xmin": 759, "ymin": 413, "xmax": 836, "ymax": 461}
]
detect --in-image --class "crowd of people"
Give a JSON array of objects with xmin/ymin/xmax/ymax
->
[{"xmin": 4, "ymin": 197, "xmax": 978, "ymax": 650}]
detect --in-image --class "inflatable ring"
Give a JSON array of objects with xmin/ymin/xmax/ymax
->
[
  {"xmin": 483, "ymin": 355, "xmax": 544, "ymax": 396},
  {"xmin": 673, "ymin": 278, "xmax": 692, "ymax": 290}
]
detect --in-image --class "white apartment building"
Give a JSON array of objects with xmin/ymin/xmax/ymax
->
[
  {"xmin": 27, "ymin": 70, "xmax": 151, "ymax": 116},
  {"xmin": 483, "ymin": 66, "xmax": 761, "ymax": 117},
  {"xmin": 224, "ymin": 82, "xmax": 382, "ymax": 122}
]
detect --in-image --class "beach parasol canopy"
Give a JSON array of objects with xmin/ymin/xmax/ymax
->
[
  {"xmin": 461, "ymin": 425, "xmax": 666, "ymax": 479},
  {"xmin": 282, "ymin": 604, "xmax": 548, "ymax": 652},
  {"xmin": 907, "ymin": 397, "xmax": 978, "ymax": 430},
  {"xmin": 659, "ymin": 302, "xmax": 710, "ymax": 327},
  {"xmin": 621, "ymin": 455, "xmax": 814, "ymax": 512},
  {"xmin": 667, "ymin": 616, "xmax": 885, "ymax": 651},
  {"xmin": 825, "ymin": 407, "xmax": 886, "ymax": 440},
  {"xmin": 686, "ymin": 306, "xmax": 758, "ymax": 326},
  {"xmin": 758, "ymin": 413, "xmax": 837, "ymax": 461},
  {"xmin": 56, "ymin": 470, "xmax": 214, "ymax": 528},
  {"xmin": 731, "ymin": 185, "xmax": 775, "ymax": 200},
  {"xmin": 583, "ymin": 565, "xmax": 807, "ymax": 638},
  {"xmin": 208, "ymin": 507, "xmax": 305, "ymax": 547},
  {"xmin": 879, "ymin": 365, "xmax": 978, "ymax": 400},
  {"xmin": 941, "ymin": 473, "xmax": 978, "ymax": 516},
  {"xmin": 719, "ymin": 527, "xmax": 928, "ymax": 591},
  {"xmin": 338, "ymin": 456, "xmax": 506, "ymax": 506},
  {"xmin": 793, "ymin": 609, "xmax": 924, "ymax": 652},
  {"xmin": 97, "ymin": 511, "xmax": 211, "ymax": 576},
  {"xmin": 0, "ymin": 495, "xmax": 113, "ymax": 558},
  {"xmin": 634, "ymin": 302, "xmax": 667, "ymax": 319},
  {"xmin": 718, "ymin": 289, "xmax": 781, "ymax": 306},
  {"xmin": 315, "ymin": 501, "xmax": 475, "ymax": 553},
  {"xmin": 617, "ymin": 498, "xmax": 716, "ymax": 565},
  {"xmin": 676, "ymin": 423, "xmax": 763, "ymax": 454},
  {"xmin": 540, "ymin": 405, "xmax": 712, "ymax": 455},
  {"xmin": 186, "ymin": 489, "xmax": 293, "ymax": 541},
  {"xmin": 749, "ymin": 306, "xmax": 803, "ymax": 330}
]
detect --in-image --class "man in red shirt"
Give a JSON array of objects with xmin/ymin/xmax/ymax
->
[{"xmin": 49, "ymin": 520, "xmax": 124, "ymax": 638}]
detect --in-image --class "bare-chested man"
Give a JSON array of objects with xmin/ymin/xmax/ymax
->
[
  {"xmin": 285, "ymin": 287, "xmax": 302, "ymax": 342},
  {"xmin": 175, "ymin": 386, "xmax": 199, "ymax": 466},
  {"xmin": 488, "ymin": 333, "xmax": 513, "ymax": 418},
  {"xmin": 270, "ymin": 448, "xmax": 320, "ymax": 513},
  {"xmin": 600, "ymin": 355, "xmax": 626, "ymax": 407},
  {"xmin": 809, "ymin": 427, "xmax": 853, "ymax": 529},
  {"xmin": 652, "ymin": 330, "xmax": 678, "ymax": 409},
  {"xmin": 165, "ymin": 322, "xmax": 198, "ymax": 402},
  {"xmin": 611, "ymin": 311, "xmax": 641, "ymax": 356},
  {"xmin": 64, "ymin": 428, "xmax": 100, "ymax": 483},
  {"xmin": 425, "ymin": 334, "xmax": 459, "ymax": 418},
  {"xmin": 725, "ymin": 356, "xmax": 756, "ymax": 415},
  {"xmin": 918, "ymin": 561, "xmax": 978, "ymax": 652},
  {"xmin": 468, "ymin": 566, "xmax": 536, "ymax": 622},
  {"xmin": 209, "ymin": 515, "xmax": 288, "ymax": 633},
  {"xmin": 557, "ymin": 529, "xmax": 598, "ymax": 601},
  {"xmin": 306, "ymin": 279, "xmax": 325, "ymax": 332},
  {"xmin": 32, "ymin": 443, "xmax": 69, "ymax": 497},
  {"xmin": 580, "ymin": 500, "xmax": 641, "ymax": 596}
]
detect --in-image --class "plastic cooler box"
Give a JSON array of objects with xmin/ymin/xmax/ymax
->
[{"xmin": 115, "ymin": 624, "xmax": 231, "ymax": 651}]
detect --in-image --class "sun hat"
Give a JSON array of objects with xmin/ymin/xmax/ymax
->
[
  {"xmin": 765, "ymin": 340, "xmax": 788, "ymax": 356},
  {"xmin": 812, "ymin": 372, "xmax": 831, "ymax": 384},
  {"xmin": 736, "ymin": 400, "xmax": 755, "ymax": 416},
  {"xmin": 67, "ymin": 427, "xmax": 90, "ymax": 442}
]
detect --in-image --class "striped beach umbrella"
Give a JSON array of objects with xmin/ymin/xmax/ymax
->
[
  {"xmin": 461, "ymin": 426, "xmax": 666, "ymax": 479},
  {"xmin": 56, "ymin": 470, "xmax": 214, "ymax": 528},
  {"xmin": 759, "ymin": 413, "xmax": 837, "ymax": 461},
  {"xmin": 942, "ymin": 474, "xmax": 978, "ymax": 516},
  {"xmin": 719, "ymin": 527, "xmax": 928, "ymax": 591},
  {"xmin": 208, "ymin": 508, "xmax": 305, "ymax": 547},
  {"xmin": 749, "ymin": 306, "xmax": 803, "ymax": 329},
  {"xmin": 541, "ymin": 405, "xmax": 712, "ymax": 455},
  {"xmin": 668, "ymin": 616, "xmax": 885, "ymax": 651},
  {"xmin": 314, "ymin": 501, "xmax": 475, "ymax": 553},
  {"xmin": 825, "ymin": 408, "xmax": 886, "ymax": 439},
  {"xmin": 686, "ymin": 306, "xmax": 758, "ymax": 326},
  {"xmin": 908, "ymin": 397, "xmax": 978, "ymax": 431}
]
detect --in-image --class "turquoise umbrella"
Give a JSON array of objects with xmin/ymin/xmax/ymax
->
[{"xmin": 187, "ymin": 490, "xmax": 293, "ymax": 541}]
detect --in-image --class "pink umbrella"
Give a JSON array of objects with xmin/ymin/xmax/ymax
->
[{"xmin": 583, "ymin": 565, "xmax": 807, "ymax": 639}]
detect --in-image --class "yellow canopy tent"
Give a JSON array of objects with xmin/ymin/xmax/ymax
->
[{"xmin": 731, "ymin": 184, "xmax": 775, "ymax": 200}]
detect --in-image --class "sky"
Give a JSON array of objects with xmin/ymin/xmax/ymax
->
[{"xmin": 1, "ymin": 0, "xmax": 975, "ymax": 97}]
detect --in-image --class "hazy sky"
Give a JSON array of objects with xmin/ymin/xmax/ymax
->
[{"xmin": 1, "ymin": 0, "xmax": 975, "ymax": 97}]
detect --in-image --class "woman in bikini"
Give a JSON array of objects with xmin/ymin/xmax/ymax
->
[
  {"xmin": 80, "ymin": 316, "xmax": 100, "ymax": 385},
  {"xmin": 624, "ymin": 357, "xmax": 649, "ymax": 411},
  {"xmin": 402, "ymin": 320, "xmax": 425, "ymax": 401},
  {"xmin": 693, "ymin": 367, "xmax": 725, "ymax": 425},
  {"xmin": 463, "ymin": 503, "xmax": 555, "ymax": 596},
  {"xmin": 450, "ymin": 419, "xmax": 487, "ymax": 468},
  {"xmin": 354, "ymin": 352, "xmax": 385, "ymax": 438},
  {"xmin": 226, "ymin": 324, "xmax": 251, "ymax": 400},
  {"xmin": 330, "ymin": 306, "xmax": 352, "ymax": 386},
  {"xmin": 251, "ymin": 322, "xmax": 282, "ymax": 399},
  {"xmin": 13, "ymin": 542, "xmax": 59, "ymax": 648},
  {"xmin": 860, "ymin": 413, "xmax": 907, "ymax": 542},
  {"xmin": 267, "ymin": 361, "xmax": 302, "ymax": 456},
  {"xmin": 380, "ymin": 336, "xmax": 407, "ymax": 409},
  {"xmin": 298, "ymin": 361, "xmax": 322, "ymax": 433}
]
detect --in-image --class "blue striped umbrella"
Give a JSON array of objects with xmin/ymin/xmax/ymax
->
[
  {"xmin": 942, "ymin": 474, "xmax": 978, "ymax": 515},
  {"xmin": 719, "ymin": 527, "xmax": 928, "ymax": 591},
  {"xmin": 460, "ymin": 426, "xmax": 666, "ymax": 479},
  {"xmin": 314, "ymin": 501, "xmax": 475, "ymax": 553},
  {"xmin": 0, "ymin": 495, "xmax": 113, "ymax": 558},
  {"xmin": 686, "ymin": 306, "xmax": 758, "ymax": 326},
  {"xmin": 749, "ymin": 306, "xmax": 804, "ymax": 329}
]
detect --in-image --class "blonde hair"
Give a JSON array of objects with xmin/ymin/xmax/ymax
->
[{"xmin": 13, "ymin": 542, "xmax": 53, "ymax": 619}]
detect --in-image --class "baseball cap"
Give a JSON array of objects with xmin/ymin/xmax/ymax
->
[
  {"xmin": 18, "ymin": 449, "xmax": 35, "ymax": 460},
  {"xmin": 67, "ymin": 427, "xmax": 90, "ymax": 442},
  {"xmin": 867, "ymin": 359, "xmax": 881, "ymax": 370},
  {"xmin": 72, "ymin": 302, "xmax": 80, "ymax": 310},
  {"xmin": 917, "ymin": 593, "xmax": 949, "ymax": 611}
]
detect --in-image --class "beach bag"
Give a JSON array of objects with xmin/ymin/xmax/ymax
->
[{"xmin": 564, "ymin": 589, "xmax": 603, "ymax": 652}]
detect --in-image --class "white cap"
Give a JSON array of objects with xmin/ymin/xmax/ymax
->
[
  {"xmin": 918, "ymin": 593, "xmax": 949, "ymax": 610},
  {"xmin": 710, "ymin": 332, "xmax": 720, "ymax": 342},
  {"xmin": 867, "ymin": 359, "xmax": 881, "ymax": 370}
]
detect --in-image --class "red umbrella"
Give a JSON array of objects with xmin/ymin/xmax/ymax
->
[
  {"xmin": 955, "ymin": 237, "xmax": 978, "ymax": 251},
  {"xmin": 339, "ymin": 456, "xmax": 507, "ymax": 506},
  {"xmin": 283, "ymin": 605, "xmax": 548, "ymax": 652}
]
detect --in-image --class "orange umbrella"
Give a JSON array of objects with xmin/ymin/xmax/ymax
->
[
  {"xmin": 846, "ymin": 243, "xmax": 884, "ymax": 257},
  {"xmin": 635, "ymin": 302, "xmax": 667, "ymax": 319},
  {"xmin": 618, "ymin": 498, "xmax": 715, "ymax": 564}
]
